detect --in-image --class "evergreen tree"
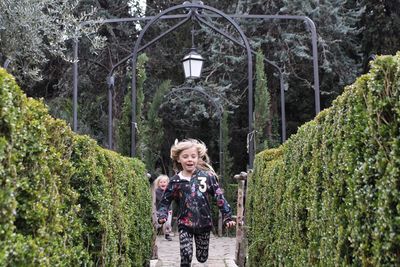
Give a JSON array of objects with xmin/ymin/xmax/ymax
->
[
  {"xmin": 254, "ymin": 51, "xmax": 270, "ymax": 153},
  {"xmin": 358, "ymin": 0, "xmax": 400, "ymax": 71},
  {"xmin": 142, "ymin": 80, "xmax": 171, "ymax": 172},
  {"xmin": 221, "ymin": 110, "xmax": 234, "ymax": 184},
  {"xmin": 235, "ymin": 0, "xmax": 365, "ymax": 136},
  {"xmin": 220, "ymin": 109, "xmax": 237, "ymax": 228},
  {"xmin": 136, "ymin": 53, "xmax": 148, "ymax": 158},
  {"xmin": 116, "ymin": 53, "xmax": 148, "ymax": 156}
]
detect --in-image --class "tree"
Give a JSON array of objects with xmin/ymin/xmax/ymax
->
[
  {"xmin": 141, "ymin": 80, "xmax": 171, "ymax": 173},
  {"xmin": 221, "ymin": 110, "xmax": 233, "ymax": 181},
  {"xmin": 358, "ymin": 0, "xmax": 400, "ymax": 71},
  {"xmin": 229, "ymin": 0, "xmax": 365, "ymax": 136},
  {"xmin": 44, "ymin": 0, "xmax": 144, "ymax": 144},
  {"xmin": 0, "ymin": 0, "xmax": 104, "ymax": 91},
  {"xmin": 254, "ymin": 51, "xmax": 270, "ymax": 153},
  {"xmin": 116, "ymin": 53, "xmax": 148, "ymax": 156}
]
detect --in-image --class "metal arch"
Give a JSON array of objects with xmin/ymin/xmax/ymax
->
[
  {"xmin": 194, "ymin": 13, "xmax": 287, "ymax": 141},
  {"xmin": 230, "ymin": 14, "xmax": 320, "ymax": 114},
  {"xmin": 109, "ymin": 15, "xmax": 192, "ymax": 76},
  {"xmin": 130, "ymin": 2, "xmax": 254, "ymax": 169},
  {"xmin": 71, "ymin": 8, "xmax": 322, "ymax": 166},
  {"xmin": 163, "ymin": 87, "xmax": 224, "ymax": 117},
  {"xmin": 105, "ymin": 15, "xmax": 192, "ymax": 149},
  {"xmin": 73, "ymin": 15, "xmax": 320, "ymax": 131},
  {"xmin": 161, "ymin": 86, "xmax": 225, "ymax": 181},
  {"xmin": 72, "ymin": 14, "xmax": 192, "ymax": 132}
]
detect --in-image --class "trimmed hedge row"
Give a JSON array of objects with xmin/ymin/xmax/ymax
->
[
  {"xmin": 0, "ymin": 68, "xmax": 153, "ymax": 266},
  {"xmin": 247, "ymin": 53, "xmax": 400, "ymax": 266}
]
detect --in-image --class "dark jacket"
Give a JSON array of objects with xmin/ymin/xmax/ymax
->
[
  {"xmin": 157, "ymin": 169, "xmax": 232, "ymax": 233},
  {"xmin": 155, "ymin": 187, "xmax": 164, "ymax": 207}
]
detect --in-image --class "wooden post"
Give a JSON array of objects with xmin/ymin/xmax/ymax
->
[
  {"xmin": 149, "ymin": 174, "xmax": 158, "ymax": 260},
  {"xmin": 218, "ymin": 188, "xmax": 224, "ymax": 237},
  {"xmin": 218, "ymin": 211, "xmax": 223, "ymax": 237},
  {"xmin": 234, "ymin": 172, "xmax": 247, "ymax": 267}
]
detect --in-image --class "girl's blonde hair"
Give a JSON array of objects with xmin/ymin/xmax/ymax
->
[
  {"xmin": 154, "ymin": 174, "xmax": 169, "ymax": 188},
  {"xmin": 170, "ymin": 138, "xmax": 216, "ymax": 175}
]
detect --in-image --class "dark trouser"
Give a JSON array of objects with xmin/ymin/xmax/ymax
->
[{"xmin": 179, "ymin": 228, "xmax": 210, "ymax": 267}]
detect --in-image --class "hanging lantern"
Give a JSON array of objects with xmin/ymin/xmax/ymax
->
[{"xmin": 182, "ymin": 48, "xmax": 204, "ymax": 79}]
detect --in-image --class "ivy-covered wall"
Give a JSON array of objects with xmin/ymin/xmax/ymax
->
[
  {"xmin": 0, "ymin": 68, "xmax": 153, "ymax": 266},
  {"xmin": 247, "ymin": 53, "xmax": 400, "ymax": 266}
]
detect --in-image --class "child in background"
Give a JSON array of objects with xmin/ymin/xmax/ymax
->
[
  {"xmin": 154, "ymin": 175, "xmax": 173, "ymax": 241},
  {"xmin": 157, "ymin": 139, "xmax": 236, "ymax": 267}
]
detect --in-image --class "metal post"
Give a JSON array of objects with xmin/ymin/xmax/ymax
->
[
  {"xmin": 218, "ymin": 112, "xmax": 224, "ymax": 237},
  {"xmin": 280, "ymin": 75, "xmax": 287, "ymax": 141},
  {"xmin": 72, "ymin": 38, "xmax": 78, "ymax": 132},
  {"xmin": 219, "ymin": 114, "xmax": 223, "ymax": 181},
  {"xmin": 107, "ymin": 75, "xmax": 114, "ymax": 149},
  {"xmin": 305, "ymin": 18, "xmax": 321, "ymax": 114},
  {"xmin": 131, "ymin": 69, "xmax": 137, "ymax": 157}
]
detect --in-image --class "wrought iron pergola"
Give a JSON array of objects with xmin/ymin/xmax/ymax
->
[{"xmin": 72, "ymin": 1, "xmax": 320, "ymax": 170}]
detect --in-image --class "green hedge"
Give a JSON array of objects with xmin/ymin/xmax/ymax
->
[
  {"xmin": 247, "ymin": 53, "xmax": 400, "ymax": 266},
  {"xmin": 0, "ymin": 68, "xmax": 153, "ymax": 266}
]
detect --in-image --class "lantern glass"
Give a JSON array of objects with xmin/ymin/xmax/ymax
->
[{"xmin": 182, "ymin": 49, "xmax": 204, "ymax": 79}]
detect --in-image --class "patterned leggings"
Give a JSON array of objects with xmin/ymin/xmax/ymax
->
[{"xmin": 179, "ymin": 228, "xmax": 210, "ymax": 267}]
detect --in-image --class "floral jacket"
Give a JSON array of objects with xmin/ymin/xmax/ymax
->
[{"xmin": 157, "ymin": 169, "xmax": 233, "ymax": 233}]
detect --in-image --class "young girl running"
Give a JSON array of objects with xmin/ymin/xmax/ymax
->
[
  {"xmin": 154, "ymin": 175, "xmax": 173, "ymax": 241},
  {"xmin": 157, "ymin": 138, "xmax": 236, "ymax": 267}
]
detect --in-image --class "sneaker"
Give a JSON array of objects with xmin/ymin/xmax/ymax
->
[{"xmin": 165, "ymin": 234, "xmax": 172, "ymax": 241}]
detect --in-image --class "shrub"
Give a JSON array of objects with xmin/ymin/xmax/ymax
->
[
  {"xmin": 247, "ymin": 53, "xmax": 400, "ymax": 266},
  {"xmin": 0, "ymin": 68, "xmax": 153, "ymax": 266}
]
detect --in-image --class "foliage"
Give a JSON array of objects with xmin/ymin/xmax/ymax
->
[
  {"xmin": 7, "ymin": 0, "xmax": 375, "ymax": 175},
  {"xmin": 136, "ymin": 53, "xmax": 149, "ymax": 158},
  {"xmin": 0, "ymin": 0, "xmax": 105, "ymax": 91},
  {"xmin": 157, "ymin": 82, "xmax": 235, "ymax": 173},
  {"xmin": 247, "ymin": 53, "xmax": 400, "ymax": 266},
  {"xmin": 116, "ymin": 53, "xmax": 148, "ymax": 157},
  {"xmin": 159, "ymin": 82, "xmax": 236, "ymax": 128},
  {"xmin": 254, "ymin": 51, "xmax": 271, "ymax": 153},
  {"xmin": 359, "ymin": 0, "xmax": 400, "ymax": 69},
  {"xmin": 45, "ymin": 0, "xmax": 143, "ymax": 144},
  {"xmin": 0, "ymin": 68, "xmax": 153, "ymax": 266},
  {"xmin": 71, "ymin": 136, "xmax": 153, "ymax": 266},
  {"xmin": 260, "ymin": 0, "xmax": 364, "ymax": 134},
  {"xmin": 141, "ymin": 80, "xmax": 171, "ymax": 173},
  {"xmin": 0, "ymin": 68, "xmax": 87, "ymax": 266},
  {"xmin": 221, "ymin": 110, "xmax": 234, "ymax": 183},
  {"xmin": 220, "ymin": 110, "xmax": 237, "ymax": 235},
  {"xmin": 116, "ymin": 83, "xmax": 132, "ymax": 157}
]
